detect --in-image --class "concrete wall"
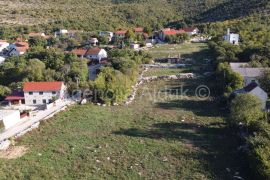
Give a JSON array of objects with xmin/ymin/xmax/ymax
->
[{"xmin": 1, "ymin": 110, "xmax": 21, "ymax": 129}]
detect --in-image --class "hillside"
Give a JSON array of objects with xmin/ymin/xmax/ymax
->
[{"xmin": 0, "ymin": 0, "xmax": 269, "ymax": 31}]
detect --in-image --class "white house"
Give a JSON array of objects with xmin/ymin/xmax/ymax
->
[
  {"xmin": 0, "ymin": 110, "xmax": 21, "ymax": 129},
  {"xmin": 90, "ymin": 38, "xmax": 99, "ymax": 46},
  {"xmin": 0, "ymin": 40, "xmax": 9, "ymax": 53},
  {"xmin": 23, "ymin": 81, "xmax": 67, "ymax": 105},
  {"xmin": 224, "ymin": 28, "xmax": 239, "ymax": 45},
  {"xmin": 232, "ymin": 82, "xmax": 268, "ymax": 109},
  {"xmin": 130, "ymin": 43, "xmax": 140, "ymax": 50},
  {"xmin": 99, "ymin": 31, "xmax": 114, "ymax": 42},
  {"xmin": 7, "ymin": 42, "xmax": 29, "ymax": 56},
  {"xmin": 230, "ymin": 63, "xmax": 265, "ymax": 86},
  {"xmin": 183, "ymin": 27, "xmax": 199, "ymax": 36},
  {"xmin": 85, "ymin": 48, "xmax": 107, "ymax": 62}
]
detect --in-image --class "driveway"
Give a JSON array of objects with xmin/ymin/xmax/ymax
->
[{"xmin": 0, "ymin": 100, "xmax": 74, "ymax": 142}]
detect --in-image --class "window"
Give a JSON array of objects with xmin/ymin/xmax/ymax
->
[
  {"xmin": 33, "ymin": 100, "xmax": 36, "ymax": 104},
  {"xmin": 39, "ymin": 91, "xmax": 43, "ymax": 95},
  {"xmin": 52, "ymin": 91, "xmax": 56, "ymax": 95},
  {"xmin": 29, "ymin": 92, "xmax": 33, "ymax": 95},
  {"xmin": 42, "ymin": 99, "xmax": 47, "ymax": 104}
]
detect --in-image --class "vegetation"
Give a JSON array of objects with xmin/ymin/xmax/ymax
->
[
  {"xmin": 229, "ymin": 94, "xmax": 264, "ymax": 127},
  {"xmin": 0, "ymin": 77, "xmax": 250, "ymax": 179}
]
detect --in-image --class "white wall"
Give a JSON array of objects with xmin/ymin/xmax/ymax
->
[
  {"xmin": 24, "ymin": 84, "xmax": 66, "ymax": 105},
  {"xmin": 1, "ymin": 110, "xmax": 21, "ymax": 129}
]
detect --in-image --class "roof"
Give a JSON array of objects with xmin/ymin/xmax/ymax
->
[
  {"xmin": 232, "ymin": 82, "xmax": 263, "ymax": 96},
  {"xmin": 134, "ymin": 27, "xmax": 144, "ymax": 33},
  {"xmin": 115, "ymin": 30, "xmax": 127, "ymax": 35},
  {"xmin": 23, "ymin": 82, "xmax": 64, "ymax": 92},
  {"xmin": 15, "ymin": 42, "xmax": 29, "ymax": 47},
  {"xmin": 5, "ymin": 90, "xmax": 24, "ymax": 101},
  {"xmin": 16, "ymin": 46, "xmax": 29, "ymax": 53},
  {"xmin": 232, "ymin": 68, "xmax": 265, "ymax": 77},
  {"xmin": 29, "ymin": 32, "xmax": 45, "ymax": 37},
  {"xmin": 71, "ymin": 48, "xmax": 88, "ymax": 56},
  {"xmin": 182, "ymin": 27, "xmax": 198, "ymax": 32},
  {"xmin": 161, "ymin": 28, "xmax": 185, "ymax": 36},
  {"xmin": 86, "ymin": 48, "xmax": 102, "ymax": 55},
  {"xmin": 244, "ymin": 82, "xmax": 259, "ymax": 92},
  {"xmin": 230, "ymin": 63, "xmax": 249, "ymax": 69}
]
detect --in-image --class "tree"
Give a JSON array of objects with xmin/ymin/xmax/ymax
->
[
  {"xmin": 258, "ymin": 69, "xmax": 270, "ymax": 94},
  {"xmin": 126, "ymin": 29, "xmax": 136, "ymax": 42},
  {"xmin": 26, "ymin": 59, "xmax": 46, "ymax": 81},
  {"xmin": 229, "ymin": 94, "xmax": 265, "ymax": 127},
  {"xmin": 0, "ymin": 85, "xmax": 11, "ymax": 99},
  {"xmin": 28, "ymin": 37, "xmax": 47, "ymax": 47}
]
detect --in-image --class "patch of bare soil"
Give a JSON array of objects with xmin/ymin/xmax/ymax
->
[{"xmin": 0, "ymin": 146, "xmax": 28, "ymax": 159}]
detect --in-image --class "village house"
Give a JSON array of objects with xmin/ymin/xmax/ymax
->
[
  {"xmin": 224, "ymin": 28, "xmax": 239, "ymax": 45},
  {"xmin": 55, "ymin": 29, "xmax": 83, "ymax": 38},
  {"xmin": 71, "ymin": 48, "xmax": 88, "ymax": 58},
  {"xmin": 7, "ymin": 41, "xmax": 29, "ymax": 56},
  {"xmin": 23, "ymin": 81, "xmax": 67, "ymax": 105},
  {"xmin": 85, "ymin": 48, "xmax": 108, "ymax": 63},
  {"xmin": 5, "ymin": 90, "xmax": 25, "ymax": 106},
  {"xmin": 183, "ymin": 27, "xmax": 199, "ymax": 36},
  {"xmin": 0, "ymin": 40, "xmax": 9, "ymax": 53},
  {"xmin": 114, "ymin": 30, "xmax": 128, "ymax": 39},
  {"xmin": 99, "ymin": 31, "xmax": 114, "ymax": 42},
  {"xmin": 130, "ymin": 43, "xmax": 140, "ymax": 50},
  {"xmin": 134, "ymin": 27, "xmax": 144, "ymax": 34},
  {"xmin": 28, "ymin": 32, "xmax": 46, "ymax": 38},
  {"xmin": 158, "ymin": 28, "xmax": 185, "ymax": 41},
  {"xmin": 90, "ymin": 38, "xmax": 99, "ymax": 46},
  {"xmin": 28, "ymin": 32, "xmax": 50, "ymax": 40},
  {"xmin": 230, "ymin": 63, "xmax": 265, "ymax": 86},
  {"xmin": 232, "ymin": 82, "xmax": 268, "ymax": 110}
]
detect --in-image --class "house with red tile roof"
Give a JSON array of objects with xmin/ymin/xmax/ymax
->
[
  {"xmin": 182, "ymin": 27, "xmax": 199, "ymax": 36},
  {"xmin": 23, "ymin": 81, "xmax": 66, "ymax": 105},
  {"xmin": 85, "ymin": 48, "xmax": 107, "ymax": 62},
  {"xmin": 158, "ymin": 28, "xmax": 186, "ymax": 41},
  {"xmin": 71, "ymin": 48, "xmax": 88, "ymax": 58},
  {"xmin": 7, "ymin": 41, "xmax": 29, "ymax": 56},
  {"xmin": 114, "ymin": 30, "xmax": 128, "ymax": 39},
  {"xmin": 134, "ymin": 27, "xmax": 144, "ymax": 33}
]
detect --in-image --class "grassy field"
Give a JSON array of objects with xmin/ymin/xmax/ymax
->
[
  {"xmin": 148, "ymin": 43, "xmax": 212, "ymax": 61},
  {"xmin": 0, "ymin": 43, "xmax": 249, "ymax": 179},
  {"xmin": 0, "ymin": 78, "xmax": 249, "ymax": 179}
]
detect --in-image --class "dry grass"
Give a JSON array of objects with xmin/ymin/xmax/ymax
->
[{"xmin": 0, "ymin": 146, "xmax": 28, "ymax": 159}]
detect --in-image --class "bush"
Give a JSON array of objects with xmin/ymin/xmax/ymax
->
[{"xmin": 229, "ymin": 94, "xmax": 265, "ymax": 127}]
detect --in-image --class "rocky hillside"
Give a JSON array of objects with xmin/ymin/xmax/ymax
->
[{"xmin": 0, "ymin": 0, "xmax": 269, "ymax": 30}]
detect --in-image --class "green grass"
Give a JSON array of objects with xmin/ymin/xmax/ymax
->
[
  {"xmin": 0, "ymin": 78, "xmax": 249, "ymax": 179},
  {"xmin": 148, "ymin": 43, "xmax": 213, "ymax": 61},
  {"xmin": 0, "ymin": 43, "xmax": 249, "ymax": 179}
]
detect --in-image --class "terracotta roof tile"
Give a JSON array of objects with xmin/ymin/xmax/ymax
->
[
  {"xmin": 23, "ymin": 82, "xmax": 64, "ymax": 92},
  {"xmin": 71, "ymin": 48, "xmax": 88, "ymax": 56},
  {"xmin": 86, "ymin": 48, "xmax": 101, "ymax": 55}
]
